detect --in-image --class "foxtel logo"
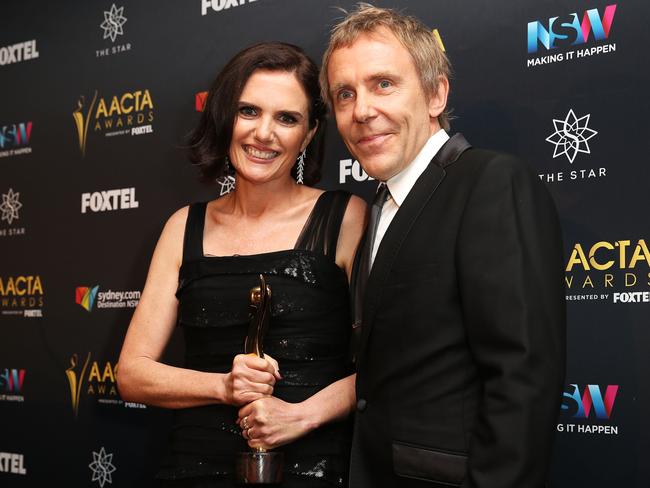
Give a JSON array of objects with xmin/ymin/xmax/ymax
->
[
  {"xmin": 0, "ymin": 40, "xmax": 39, "ymax": 66},
  {"xmin": 81, "ymin": 187, "xmax": 138, "ymax": 213}
]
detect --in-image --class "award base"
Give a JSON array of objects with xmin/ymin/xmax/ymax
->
[{"xmin": 235, "ymin": 450, "xmax": 284, "ymax": 484}]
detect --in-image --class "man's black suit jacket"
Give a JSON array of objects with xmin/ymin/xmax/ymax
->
[{"xmin": 349, "ymin": 134, "xmax": 566, "ymax": 488}]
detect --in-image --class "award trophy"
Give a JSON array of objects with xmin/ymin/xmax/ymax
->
[{"xmin": 235, "ymin": 274, "xmax": 284, "ymax": 484}]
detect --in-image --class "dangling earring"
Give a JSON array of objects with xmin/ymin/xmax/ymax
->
[
  {"xmin": 295, "ymin": 149, "xmax": 306, "ymax": 185},
  {"xmin": 217, "ymin": 155, "xmax": 236, "ymax": 196}
]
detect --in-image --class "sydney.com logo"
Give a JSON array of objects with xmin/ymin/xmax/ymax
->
[{"xmin": 75, "ymin": 285, "xmax": 139, "ymax": 311}]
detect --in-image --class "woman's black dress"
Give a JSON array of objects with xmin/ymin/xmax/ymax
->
[{"xmin": 157, "ymin": 191, "xmax": 353, "ymax": 487}]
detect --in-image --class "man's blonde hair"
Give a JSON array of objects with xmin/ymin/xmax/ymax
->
[{"xmin": 320, "ymin": 3, "xmax": 451, "ymax": 130}]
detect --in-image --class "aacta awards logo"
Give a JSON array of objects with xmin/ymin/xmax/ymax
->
[
  {"xmin": 97, "ymin": 3, "xmax": 131, "ymax": 59},
  {"xmin": 66, "ymin": 352, "xmax": 146, "ymax": 416},
  {"xmin": 0, "ymin": 275, "xmax": 43, "ymax": 317},
  {"xmin": 0, "ymin": 368, "xmax": 25, "ymax": 402},
  {"xmin": 0, "ymin": 121, "xmax": 32, "ymax": 158},
  {"xmin": 72, "ymin": 88, "xmax": 154, "ymax": 156},
  {"xmin": 564, "ymin": 238, "xmax": 650, "ymax": 303},
  {"xmin": 66, "ymin": 352, "xmax": 119, "ymax": 416},
  {"xmin": 527, "ymin": 4, "xmax": 617, "ymax": 68},
  {"xmin": 558, "ymin": 384, "xmax": 619, "ymax": 435}
]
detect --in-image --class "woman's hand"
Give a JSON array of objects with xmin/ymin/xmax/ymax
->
[
  {"xmin": 237, "ymin": 396, "xmax": 316, "ymax": 450},
  {"xmin": 224, "ymin": 354, "xmax": 281, "ymax": 406}
]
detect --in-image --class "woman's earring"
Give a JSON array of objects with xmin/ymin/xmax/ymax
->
[
  {"xmin": 217, "ymin": 156, "xmax": 236, "ymax": 196},
  {"xmin": 296, "ymin": 150, "xmax": 306, "ymax": 185}
]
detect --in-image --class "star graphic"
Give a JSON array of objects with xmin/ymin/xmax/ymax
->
[
  {"xmin": 0, "ymin": 188, "xmax": 22, "ymax": 225},
  {"xmin": 100, "ymin": 4, "xmax": 127, "ymax": 43},
  {"xmin": 545, "ymin": 109, "xmax": 598, "ymax": 163},
  {"xmin": 88, "ymin": 447, "xmax": 116, "ymax": 487},
  {"xmin": 217, "ymin": 175, "xmax": 236, "ymax": 196}
]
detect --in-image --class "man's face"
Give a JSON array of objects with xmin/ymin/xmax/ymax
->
[{"xmin": 327, "ymin": 28, "xmax": 445, "ymax": 182}]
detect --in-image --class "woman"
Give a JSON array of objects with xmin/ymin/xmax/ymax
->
[{"xmin": 117, "ymin": 42, "xmax": 366, "ymax": 487}]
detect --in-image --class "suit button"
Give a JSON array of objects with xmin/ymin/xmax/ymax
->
[{"xmin": 356, "ymin": 399, "xmax": 367, "ymax": 412}]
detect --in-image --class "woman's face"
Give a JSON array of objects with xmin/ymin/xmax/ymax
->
[{"xmin": 229, "ymin": 69, "xmax": 317, "ymax": 185}]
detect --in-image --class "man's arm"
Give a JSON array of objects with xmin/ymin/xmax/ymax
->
[{"xmin": 457, "ymin": 153, "xmax": 566, "ymax": 487}]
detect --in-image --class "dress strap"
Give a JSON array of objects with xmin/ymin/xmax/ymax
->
[
  {"xmin": 182, "ymin": 201, "xmax": 208, "ymax": 264},
  {"xmin": 294, "ymin": 190, "xmax": 352, "ymax": 259}
]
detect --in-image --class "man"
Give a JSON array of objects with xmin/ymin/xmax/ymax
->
[{"xmin": 321, "ymin": 5, "xmax": 566, "ymax": 488}]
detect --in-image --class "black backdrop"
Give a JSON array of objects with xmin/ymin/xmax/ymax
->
[{"xmin": 1, "ymin": 0, "xmax": 648, "ymax": 486}]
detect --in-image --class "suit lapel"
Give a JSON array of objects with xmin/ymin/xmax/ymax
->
[{"xmin": 358, "ymin": 133, "xmax": 472, "ymax": 359}]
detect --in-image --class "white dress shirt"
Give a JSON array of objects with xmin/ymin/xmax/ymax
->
[{"xmin": 371, "ymin": 129, "xmax": 450, "ymax": 266}]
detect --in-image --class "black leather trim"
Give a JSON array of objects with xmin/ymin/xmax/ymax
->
[{"xmin": 392, "ymin": 441, "xmax": 467, "ymax": 486}]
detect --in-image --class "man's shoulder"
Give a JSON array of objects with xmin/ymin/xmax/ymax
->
[
  {"xmin": 454, "ymin": 146, "xmax": 538, "ymax": 182},
  {"xmin": 459, "ymin": 146, "xmax": 524, "ymax": 168}
]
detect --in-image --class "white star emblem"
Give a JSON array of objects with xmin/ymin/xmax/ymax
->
[
  {"xmin": 545, "ymin": 109, "xmax": 598, "ymax": 163},
  {"xmin": 217, "ymin": 175, "xmax": 236, "ymax": 196},
  {"xmin": 100, "ymin": 4, "xmax": 127, "ymax": 43},
  {"xmin": 0, "ymin": 188, "xmax": 22, "ymax": 225},
  {"xmin": 88, "ymin": 447, "xmax": 116, "ymax": 487}
]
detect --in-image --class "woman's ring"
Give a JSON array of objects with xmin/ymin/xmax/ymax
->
[{"xmin": 242, "ymin": 416, "xmax": 249, "ymax": 430}]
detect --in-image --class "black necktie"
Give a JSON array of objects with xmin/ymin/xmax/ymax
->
[
  {"xmin": 350, "ymin": 183, "xmax": 390, "ymax": 360},
  {"xmin": 364, "ymin": 183, "xmax": 390, "ymax": 272}
]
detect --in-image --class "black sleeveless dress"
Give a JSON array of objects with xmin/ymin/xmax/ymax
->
[{"xmin": 157, "ymin": 191, "xmax": 353, "ymax": 487}]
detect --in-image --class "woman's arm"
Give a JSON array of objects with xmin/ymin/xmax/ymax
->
[{"xmin": 117, "ymin": 207, "xmax": 279, "ymax": 409}]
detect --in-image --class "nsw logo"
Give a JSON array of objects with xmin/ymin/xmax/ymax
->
[
  {"xmin": 0, "ymin": 368, "xmax": 25, "ymax": 393},
  {"xmin": 527, "ymin": 5, "xmax": 616, "ymax": 53},
  {"xmin": 561, "ymin": 384, "xmax": 618, "ymax": 420},
  {"xmin": 0, "ymin": 122, "xmax": 32, "ymax": 157}
]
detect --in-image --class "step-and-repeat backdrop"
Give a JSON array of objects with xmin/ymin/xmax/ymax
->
[{"xmin": 1, "ymin": 0, "xmax": 648, "ymax": 486}]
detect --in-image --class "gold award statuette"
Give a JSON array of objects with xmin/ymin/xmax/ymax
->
[{"xmin": 235, "ymin": 274, "xmax": 284, "ymax": 484}]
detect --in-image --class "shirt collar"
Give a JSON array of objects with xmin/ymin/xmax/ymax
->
[{"xmin": 386, "ymin": 129, "xmax": 449, "ymax": 207}]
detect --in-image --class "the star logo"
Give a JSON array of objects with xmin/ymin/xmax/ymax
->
[
  {"xmin": 100, "ymin": 4, "xmax": 127, "ymax": 43},
  {"xmin": 89, "ymin": 447, "xmax": 116, "ymax": 487},
  {"xmin": 217, "ymin": 175, "xmax": 236, "ymax": 196},
  {"xmin": 0, "ymin": 188, "xmax": 22, "ymax": 225},
  {"xmin": 545, "ymin": 109, "xmax": 598, "ymax": 163}
]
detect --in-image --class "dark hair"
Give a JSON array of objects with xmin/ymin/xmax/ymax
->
[{"xmin": 188, "ymin": 42, "xmax": 327, "ymax": 186}]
